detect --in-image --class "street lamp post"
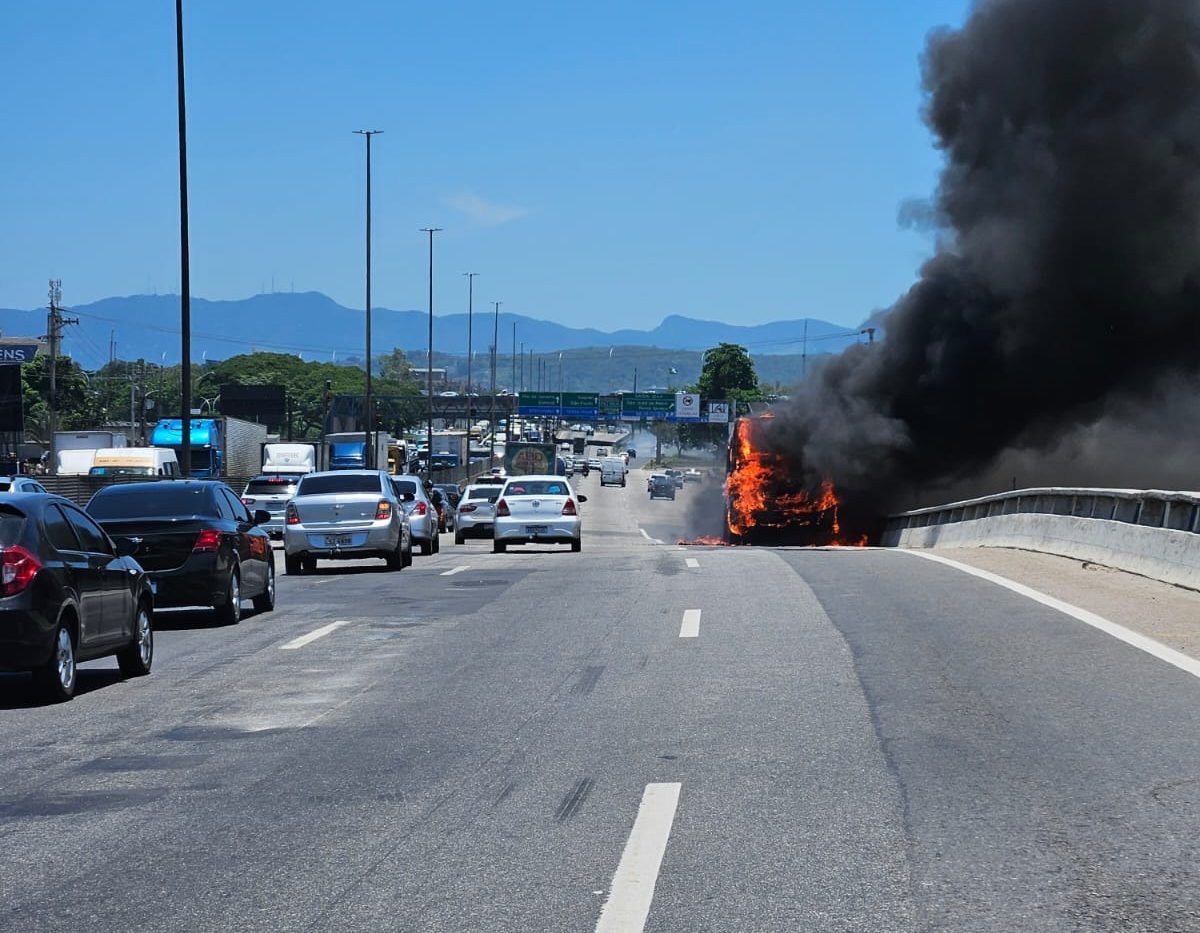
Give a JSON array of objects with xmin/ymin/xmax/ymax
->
[
  {"xmin": 175, "ymin": 0, "xmax": 192, "ymax": 476},
  {"xmin": 421, "ymin": 228, "xmax": 442, "ymax": 478},
  {"xmin": 354, "ymin": 128, "xmax": 382, "ymax": 466},
  {"xmin": 490, "ymin": 300, "xmax": 500, "ymax": 464},
  {"xmin": 464, "ymin": 272, "xmax": 477, "ymax": 441}
]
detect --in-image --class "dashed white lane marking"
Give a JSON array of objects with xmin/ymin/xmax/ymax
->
[
  {"xmin": 279, "ymin": 620, "xmax": 351, "ymax": 650},
  {"xmin": 685, "ymin": 558, "xmax": 699, "ymax": 569},
  {"xmin": 679, "ymin": 609, "xmax": 701, "ymax": 639},
  {"xmin": 594, "ymin": 782, "xmax": 682, "ymax": 933},
  {"xmin": 440, "ymin": 565, "xmax": 470, "ymax": 576},
  {"xmin": 902, "ymin": 550, "xmax": 1200, "ymax": 680}
]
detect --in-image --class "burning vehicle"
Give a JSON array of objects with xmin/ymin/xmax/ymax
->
[{"xmin": 721, "ymin": 414, "xmax": 868, "ymax": 547}]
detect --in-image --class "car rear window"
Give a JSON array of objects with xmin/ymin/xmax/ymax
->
[
  {"xmin": 298, "ymin": 474, "xmax": 382, "ymax": 495},
  {"xmin": 503, "ymin": 481, "xmax": 569, "ymax": 496},
  {"xmin": 392, "ymin": 480, "xmax": 418, "ymax": 496},
  {"xmin": 0, "ymin": 506, "xmax": 25, "ymax": 546},
  {"xmin": 87, "ymin": 485, "xmax": 216, "ymax": 519},
  {"xmin": 245, "ymin": 477, "xmax": 300, "ymax": 495},
  {"xmin": 466, "ymin": 487, "xmax": 499, "ymax": 502}
]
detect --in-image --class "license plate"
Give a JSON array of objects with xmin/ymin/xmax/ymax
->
[
  {"xmin": 324, "ymin": 534, "xmax": 354, "ymax": 547},
  {"xmin": 525, "ymin": 525, "xmax": 549, "ymax": 534}
]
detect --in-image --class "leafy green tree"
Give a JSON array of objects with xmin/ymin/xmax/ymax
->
[
  {"xmin": 20, "ymin": 356, "xmax": 105, "ymax": 440},
  {"xmin": 697, "ymin": 342, "xmax": 761, "ymax": 402}
]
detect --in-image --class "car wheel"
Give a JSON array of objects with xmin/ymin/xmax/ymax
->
[
  {"xmin": 403, "ymin": 537, "xmax": 413, "ymax": 567},
  {"xmin": 302, "ymin": 555, "xmax": 317, "ymax": 573},
  {"xmin": 419, "ymin": 538, "xmax": 432, "ymax": 555},
  {"xmin": 571, "ymin": 538, "xmax": 582, "ymax": 552},
  {"xmin": 385, "ymin": 538, "xmax": 403, "ymax": 570},
  {"xmin": 455, "ymin": 530, "xmax": 464, "ymax": 545},
  {"xmin": 285, "ymin": 553, "xmax": 301, "ymax": 575},
  {"xmin": 215, "ymin": 569, "xmax": 241, "ymax": 625},
  {"xmin": 117, "ymin": 601, "xmax": 153, "ymax": 677},
  {"xmin": 253, "ymin": 561, "xmax": 276, "ymax": 612},
  {"xmin": 35, "ymin": 619, "xmax": 77, "ymax": 702},
  {"xmin": 493, "ymin": 540, "xmax": 507, "ymax": 553},
  {"xmin": 433, "ymin": 534, "xmax": 441, "ymax": 554}
]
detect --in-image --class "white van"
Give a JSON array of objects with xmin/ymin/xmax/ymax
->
[
  {"xmin": 89, "ymin": 447, "xmax": 181, "ymax": 477},
  {"xmin": 600, "ymin": 456, "xmax": 626, "ymax": 487}
]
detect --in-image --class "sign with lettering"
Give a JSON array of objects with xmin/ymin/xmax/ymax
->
[{"xmin": 0, "ymin": 343, "xmax": 42, "ymax": 365}]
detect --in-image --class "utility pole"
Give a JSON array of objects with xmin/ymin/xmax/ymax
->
[
  {"xmin": 490, "ymin": 301, "xmax": 500, "ymax": 465},
  {"xmin": 45, "ymin": 280, "xmax": 78, "ymax": 476},
  {"xmin": 519, "ymin": 342, "xmax": 524, "ymax": 393},
  {"xmin": 354, "ymin": 129, "xmax": 382, "ymax": 467},
  {"xmin": 511, "ymin": 321, "xmax": 517, "ymax": 396},
  {"xmin": 421, "ymin": 227, "xmax": 442, "ymax": 478},
  {"xmin": 176, "ymin": 0, "xmax": 193, "ymax": 476},
  {"xmin": 801, "ymin": 318, "xmax": 808, "ymax": 379},
  {"xmin": 464, "ymin": 273, "xmax": 477, "ymax": 437}
]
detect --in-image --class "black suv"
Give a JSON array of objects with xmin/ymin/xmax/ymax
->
[
  {"xmin": 0, "ymin": 494, "xmax": 154, "ymax": 701},
  {"xmin": 648, "ymin": 474, "xmax": 676, "ymax": 500}
]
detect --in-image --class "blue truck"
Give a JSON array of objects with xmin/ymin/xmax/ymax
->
[{"xmin": 151, "ymin": 416, "xmax": 269, "ymax": 478}]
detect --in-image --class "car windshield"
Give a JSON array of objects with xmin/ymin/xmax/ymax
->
[
  {"xmin": 503, "ymin": 481, "xmax": 568, "ymax": 496},
  {"xmin": 87, "ymin": 485, "xmax": 214, "ymax": 519},
  {"xmin": 298, "ymin": 474, "xmax": 382, "ymax": 495},
  {"xmin": 0, "ymin": 506, "xmax": 25, "ymax": 546}
]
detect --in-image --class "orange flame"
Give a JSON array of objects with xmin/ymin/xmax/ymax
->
[{"xmin": 723, "ymin": 416, "xmax": 865, "ymax": 547}]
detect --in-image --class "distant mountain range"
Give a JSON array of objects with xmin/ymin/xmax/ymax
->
[{"xmin": 0, "ymin": 291, "xmax": 865, "ymax": 370}]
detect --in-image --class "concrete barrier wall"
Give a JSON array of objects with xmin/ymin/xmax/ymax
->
[{"xmin": 883, "ymin": 488, "xmax": 1200, "ymax": 590}]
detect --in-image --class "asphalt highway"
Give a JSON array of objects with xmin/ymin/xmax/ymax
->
[{"xmin": 3, "ymin": 469, "xmax": 1200, "ymax": 931}]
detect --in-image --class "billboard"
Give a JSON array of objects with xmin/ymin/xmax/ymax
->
[
  {"xmin": 219, "ymin": 383, "xmax": 286, "ymax": 426},
  {"xmin": 0, "ymin": 366, "xmax": 23, "ymax": 432}
]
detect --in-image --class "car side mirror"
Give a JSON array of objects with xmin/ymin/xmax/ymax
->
[
  {"xmin": 113, "ymin": 536, "xmax": 140, "ymax": 557},
  {"xmin": 577, "ymin": 494, "xmax": 588, "ymax": 503},
  {"xmin": 253, "ymin": 509, "xmax": 272, "ymax": 526}
]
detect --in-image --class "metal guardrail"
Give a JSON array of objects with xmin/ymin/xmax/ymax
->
[{"xmin": 887, "ymin": 487, "xmax": 1200, "ymax": 536}]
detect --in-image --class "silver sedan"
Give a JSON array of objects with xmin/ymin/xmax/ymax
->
[
  {"xmin": 492, "ymin": 475, "xmax": 587, "ymax": 553},
  {"xmin": 455, "ymin": 483, "xmax": 502, "ymax": 544},
  {"xmin": 283, "ymin": 470, "xmax": 412, "ymax": 574}
]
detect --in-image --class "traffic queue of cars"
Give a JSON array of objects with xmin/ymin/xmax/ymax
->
[{"xmin": 1, "ymin": 453, "xmax": 708, "ymax": 701}]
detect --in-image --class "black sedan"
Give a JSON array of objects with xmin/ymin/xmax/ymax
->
[
  {"xmin": 0, "ymin": 493, "xmax": 154, "ymax": 702},
  {"xmin": 87, "ymin": 481, "xmax": 275, "ymax": 625}
]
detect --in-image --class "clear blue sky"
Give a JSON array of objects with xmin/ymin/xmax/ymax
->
[{"xmin": 1, "ymin": 0, "xmax": 969, "ymax": 330}]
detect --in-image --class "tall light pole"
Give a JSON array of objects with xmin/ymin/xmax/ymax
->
[
  {"xmin": 176, "ymin": 0, "xmax": 192, "ymax": 476},
  {"xmin": 490, "ymin": 300, "xmax": 501, "ymax": 464},
  {"xmin": 464, "ymin": 272, "xmax": 477, "ymax": 442},
  {"xmin": 354, "ymin": 128, "xmax": 382, "ymax": 466},
  {"xmin": 511, "ymin": 321, "xmax": 517, "ymax": 397},
  {"xmin": 421, "ymin": 227, "xmax": 442, "ymax": 477}
]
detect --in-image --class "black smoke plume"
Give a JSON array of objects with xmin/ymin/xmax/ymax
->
[{"xmin": 766, "ymin": 0, "xmax": 1200, "ymax": 518}]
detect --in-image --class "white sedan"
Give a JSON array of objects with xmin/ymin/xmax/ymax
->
[{"xmin": 492, "ymin": 475, "xmax": 587, "ymax": 553}]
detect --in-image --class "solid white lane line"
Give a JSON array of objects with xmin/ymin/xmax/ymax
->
[
  {"xmin": 440, "ymin": 565, "xmax": 470, "ymax": 576},
  {"xmin": 685, "ymin": 558, "xmax": 700, "ymax": 569},
  {"xmin": 679, "ymin": 609, "xmax": 701, "ymax": 639},
  {"xmin": 594, "ymin": 782, "xmax": 682, "ymax": 933},
  {"xmin": 279, "ymin": 620, "xmax": 351, "ymax": 651},
  {"xmin": 902, "ymin": 550, "xmax": 1200, "ymax": 680}
]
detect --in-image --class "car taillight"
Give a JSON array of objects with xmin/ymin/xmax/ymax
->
[
  {"xmin": 1, "ymin": 545, "xmax": 41, "ymax": 597},
  {"xmin": 496, "ymin": 498, "xmax": 510, "ymax": 517},
  {"xmin": 375, "ymin": 500, "xmax": 392, "ymax": 521},
  {"xmin": 562, "ymin": 499, "xmax": 577, "ymax": 516},
  {"xmin": 286, "ymin": 503, "xmax": 300, "ymax": 525},
  {"xmin": 414, "ymin": 501, "xmax": 427, "ymax": 516},
  {"xmin": 459, "ymin": 504, "xmax": 477, "ymax": 513},
  {"xmin": 193, "ymin": 529, "xmax": 222, "ymax": 552}
]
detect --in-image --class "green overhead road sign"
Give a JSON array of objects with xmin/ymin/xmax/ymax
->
[
  {"xmin": 517, "ymin": 392, "xmax": 561, "ymax": 416},
  {"xmin": 620, "ymin": 393, "xmax": 675, "ymax": 421},
  {"xmin": 560, "ymin": 393, "xmax": 599, "ymax": 418}
]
